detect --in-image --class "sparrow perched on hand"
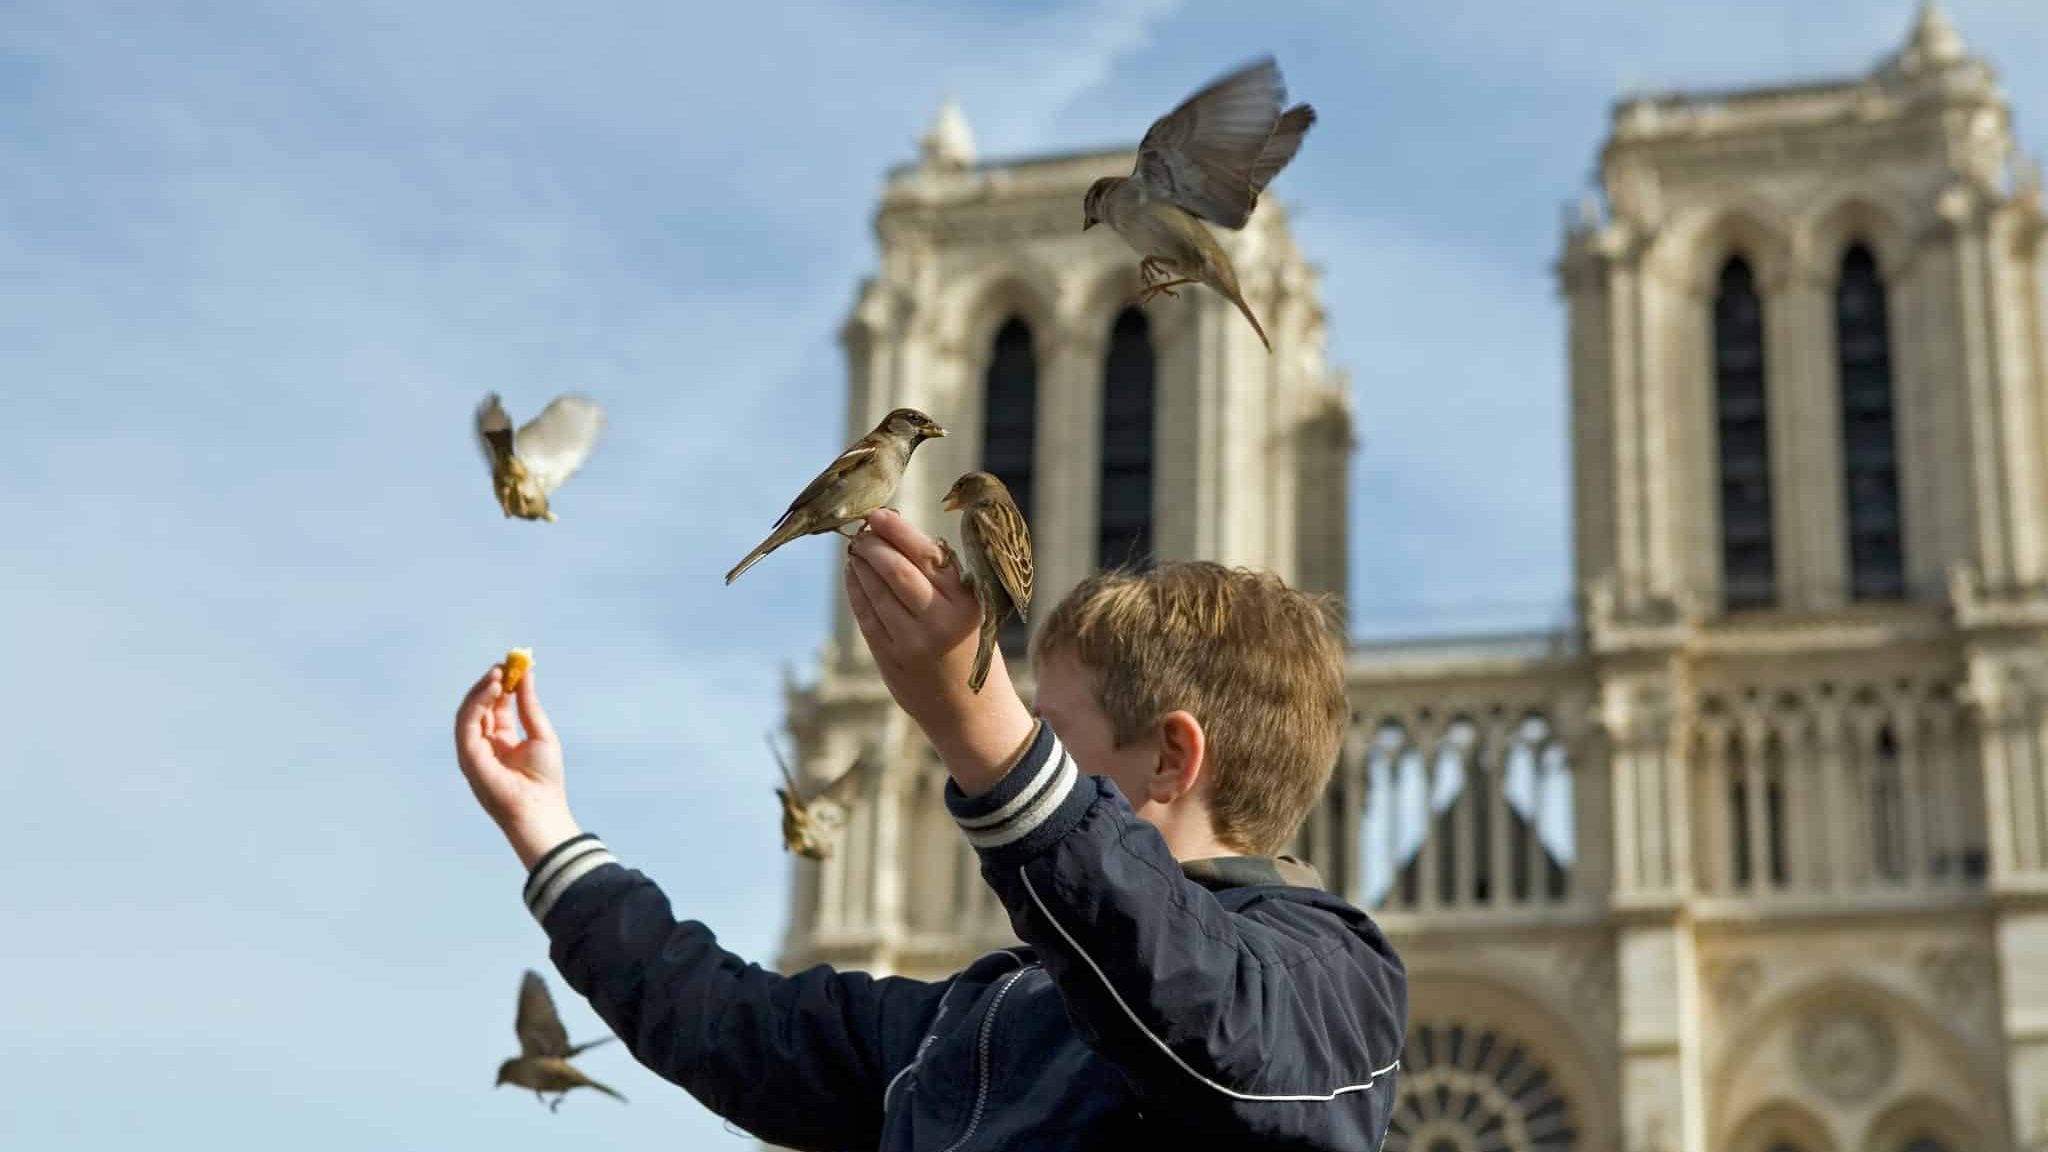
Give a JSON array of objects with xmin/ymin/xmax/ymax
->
[
  {"xmin": 475, "ymin": 392, "xmax": 606, "ymax": 522},
  {"xmin": 495, "ymin": 970, "xmax": 626, "ymax": 1111},
  {"xmin": 941, "ymin": 471, "xmax": 1034, "ymax": 694},
  {"xmin": 1081, "ymin": 56, "xmax": 1316, "ymax": 352},
  {"xmin": 767, "ymin": 732, "xmax": 874, "ymax": 861},
  {"xmin": 725, "ymin": 407, "xmax": 947, "ymax": 584}
]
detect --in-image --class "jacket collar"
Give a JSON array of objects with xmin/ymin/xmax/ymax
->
[{"xmin": 1179, "ymin": 854, "xmax": 1325, "ymax": 891}]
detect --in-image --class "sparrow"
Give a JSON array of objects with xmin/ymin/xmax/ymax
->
[
  {"xmin": 1081, "ymin": 56, "xmax": 1316, "ymax": 353},
  {"xmin": 725, "ymin": 407, "xmax": 947, "ymax": 584},
  {"xmin": 475, "ymin": 392, "xmax": 606, "ymax": 522},
  {"xmin": 495, "ymin": 970, "xmax": 626, "ymax": 1112},
  {"xmin": 766, "ymin": 732, "xmax": 874, "ymax": 861},
  {"xmin": 940, "ymin": 471, "xmax": 1033, "ymax": 694}
]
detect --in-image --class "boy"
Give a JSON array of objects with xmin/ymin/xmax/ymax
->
[{"xmin": 454, "ymin": 510, "xmax": 1406, "ymax": 1149}]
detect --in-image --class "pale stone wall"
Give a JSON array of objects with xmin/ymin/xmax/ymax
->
[{"xmin": 778, "ymin": 7, "xmax": 2048, "ymax": 1151}]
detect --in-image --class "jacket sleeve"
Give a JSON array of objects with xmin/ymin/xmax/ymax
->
[
  {"xmin": 522, "ymin": 834, "xmax": 947, "ymax": 1150},
  {"xmin": 942, "ymin": 723, "xmax": 1408, "ymax": 1150}
]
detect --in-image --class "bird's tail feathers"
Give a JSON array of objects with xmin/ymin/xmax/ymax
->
[
  {"xmin": 968, "ymin": 605, "xmax": 1001, "ymax": 694},
  {"xmin": 1227, "ymin": 287, "xmax": 1272, "ymax": 353},
  {"xmin": 726, "ymin": 519, "xmax": 803, "ymax": 584}
]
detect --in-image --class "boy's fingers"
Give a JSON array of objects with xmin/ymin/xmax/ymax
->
[
  {"xmin": 851, "ymin": 529, "xmax": 938, "ymax": 614},
  {"xmin": 456, "ymin": 668, "xmax": 501, "ymax": 737},
  {"xmin": 863, "ymin": 510, "xmax": 948, "ymax": 571},
  {"xmin": 515, "ymin": 672, "xmax": 557, "ymax": 745},
  {"xmin": 850, "ymin": 554, "xmax": 918, "ymax": 646},
  {"xmin": 844, "ymin": 562, "xmax": 893, "ymax": 646}
]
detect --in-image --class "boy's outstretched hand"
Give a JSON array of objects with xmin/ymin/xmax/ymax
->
[
  {"xmin": 455, "ymin": 666, "xmax": 585, "ymax": 869},
  {"xmin": 845, "ymin": 510, "xmax": 1037, "ymax": 797}
]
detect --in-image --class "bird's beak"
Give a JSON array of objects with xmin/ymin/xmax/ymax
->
[
  {"xmin": 942, "ymin": 492, "xmax": 962, "ymax": 511},
  {"xmin": 926, "ymin": 426, "xmax": 948, "ymax": 439}
]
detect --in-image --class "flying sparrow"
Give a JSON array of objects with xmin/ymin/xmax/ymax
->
[
  {"xmin": 1081, "ymin": 56, "xmax": 1316, "ymax": 353},
  {"xmin": 766, "ymin": 732, "xmax": 874, "ymax": 861},
  {"xmin": 495, "ymin": 970, "xmax": 626, "ymax": 1112},
  {"xmin": 940, "ymin": 472, "xmax": 1034, "ymax": 693},
  {"xmin": 475, "ymin": 392, "xmax": 606, "ymax": 522},
  {"xmin": 725, "ymin": 407, "xmax": 947, "ymax": 584}
]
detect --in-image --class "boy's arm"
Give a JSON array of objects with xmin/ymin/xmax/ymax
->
[
  {"xmin": 941, "ymin": 722, "xmax": 1408, "ymax": 1149},
  {"xmin": 842, "ymin": 516, "xmax": 1406, "ymax": 1148},
  {"xmin": 523, "ymin": 834, "xmax": 947, "ymax": 1149},
  {"xmin": 453, "ymin": 666, "xmax": 943, "ymax": 1148}
]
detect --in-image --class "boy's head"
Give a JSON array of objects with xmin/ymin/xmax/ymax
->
[{"xmin": 1030, "ymin": 562, "xmax": 1348, "ymax": 857}]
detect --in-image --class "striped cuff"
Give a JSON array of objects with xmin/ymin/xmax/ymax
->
[
  {"xmin": 523, "ymin": 833, "xmax": 617, "ymax": 924},
  {"xmin": 944, "ymin": 721, "xmax": 1095, "ymax": 869}
]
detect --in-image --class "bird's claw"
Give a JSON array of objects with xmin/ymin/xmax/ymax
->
[{"xmin": 933, "ymin": 539, "xmax": 957, "ymax": 574}]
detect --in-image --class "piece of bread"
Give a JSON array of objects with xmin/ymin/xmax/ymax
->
[{"xmin": 501, "ymin": 647, "xmax": 533, "ymax": 692}]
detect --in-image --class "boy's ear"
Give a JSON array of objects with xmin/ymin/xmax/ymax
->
[{"xmin": 1151, "ymin": 710, "xmax": 1207, "ymax": 803}]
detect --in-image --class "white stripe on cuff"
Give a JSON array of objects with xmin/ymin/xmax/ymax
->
[
  {"xmin": 961, "ymin": 750, "xmax": 1078, "ymax": 850},
  {"xmin": 955, "ymin": 731, "xmax": 1069, "ymax": 830},
  {"xmin": 528, "ymin": 844, "xmax": 617, "ymax": 922},
  {"xmin": 525, "ymin": 835, "xmax": 604, "ymax": 903}
]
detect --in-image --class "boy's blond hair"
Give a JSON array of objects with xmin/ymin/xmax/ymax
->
[{"xmin": 1031, "ymin": 562, "xmax": 1348, "ymax": 856}]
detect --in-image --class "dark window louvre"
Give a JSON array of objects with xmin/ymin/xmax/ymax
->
[
  {"xmin": 1714, "ymin": 257, "xmax": 1777, "ymax": 610},
  {"xmin": 1098, "ymin": 308, "xmax": 1156, "ymax": 571},
  {"xmin": 982, "ymin": 318, "xmax": 1036, "ymax": 655},
  {"xmin": 1835, "ymin": 244, "xmax": 1907, "ymax": 601}
]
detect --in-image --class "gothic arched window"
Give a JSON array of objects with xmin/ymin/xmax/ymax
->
[
  {"xmin": 1097, "ymin": 307, "xmax": 1156, "ymax": 570},
  {"xmin": 1836, "ymin": 243, "xmax": 1906, "ymax": 601},
  {"xmin": 983, "ymin": 317, "xmax": 1036, "ymax": 654},
  {"xmin": 1382, "ymin": 1020, "xmax": 1579, "ymax": 1152},
  {"xmin": 1714, "ymin": 256, "xmax": 1776, "ymax": 610}
]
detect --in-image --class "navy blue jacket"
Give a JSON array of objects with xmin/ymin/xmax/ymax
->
[{"xmin": 522, "ymin": 721, "xmax": 1407, "ymax": 1150}]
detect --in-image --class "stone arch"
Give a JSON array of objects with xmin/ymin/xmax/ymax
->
[
  {"xmin": 1651, "ymin": 199, "xmax": 1795, "ymax": 298},
  {"xmin": 1800, "ymin": 193, "xmax": 1914, "ymax": 285},
  {"xmin": 1067, "ymin": 262, "xmax": 1189, "ymax": 351},
  {"xmin": 1710, "ymin": 975, "xmax": 2000, "ymax": 1147},
  {"xmin": 1386, "ymin": 970, "xmax": 1615, "ymax": 1152},
  {"xmin": 943, "ymin": 262, "xmax": 1063, "ymax": 370},
  {"xmin": 1860, "ymin": 1094, "xmax": 1982, "ymax": 1152},
  {"xmin": 1724, "ymin": 1100, "xmax": 1840, "ymax": 1152}
]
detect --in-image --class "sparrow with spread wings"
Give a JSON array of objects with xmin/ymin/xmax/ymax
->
[
  {"xmin": 475, "ymin": 393, "xmax": 606, "ymax": 522},
  {"xmin": 940, "ymin": 472, "xmax": 1033, "ymax": 694},
  {"xmin": 725, "ymin": 407, "xmax": 947, "ymax": 584},
  {"xmin": 494, "ymin": 970, "xmax": 626, "ymax": 1111},
  {"xmin": 766, "ymin": 732, "xmax": 875, "ymax": 861},
  {"xmin": 1082, "ymin": 56, "xmax": 1316, "ymax": 352}
]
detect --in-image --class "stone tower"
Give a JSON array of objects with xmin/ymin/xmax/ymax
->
[{"xmin": 778, "ymin": 97, "xmax": 1351, "ymax": 978}]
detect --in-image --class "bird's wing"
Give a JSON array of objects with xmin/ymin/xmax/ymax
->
[
  {"xmin": 1248, "ymin": 104, "xmax": 1316, "ymax": 195},
  {"xmin": 1132, "ymin": 56, "xmax": 1289, "ymax": 230},
  {"xmin": 512, "ymin": 394, "xmax": 606, "ymax": 494},
  {"xmin": 516, "ymin": 970, "xmax": 571, "ymax": 1058},
  {"xmin": 765, "ymin": 732, "xmax": 805, "ymax": 803},
  {"xmin": 972, "ymin": 495, "xmax": 1034, "ymax": 621},
  {"xmin": 476, "ymin": 393, "xmax": 516, "ymax": 474},
  {"xmin": 813, "ymin": 747, "xmax": 874, "ymax": 809},
  {"xmin": 776, "ymin": 433, "xmax": 881, "ymax": 523}
]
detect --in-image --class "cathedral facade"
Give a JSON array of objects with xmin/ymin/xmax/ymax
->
[{"xmin": 778, "ymin": 8, "xmax": 2048, "ymax": 1150}]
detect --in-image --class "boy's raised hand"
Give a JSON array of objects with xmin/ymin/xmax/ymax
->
[
  {"xmin": 845, "ymin": 510, "xmax": 1037, "ymax": 796},
  {"xmin": 454, "ymin": 666, "xmax": 584, "ymax": 868}
]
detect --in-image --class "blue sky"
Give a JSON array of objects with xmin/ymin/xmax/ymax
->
[{"xmin": 5, "ymin": 2, "xmax": 2044, "ymax": 1148}]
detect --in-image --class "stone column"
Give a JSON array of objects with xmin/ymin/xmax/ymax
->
[
  {"xmin": 1033, "ymin": 312, "xmax": 1107, "ymax": 611},
  {"xmin": 1599, "ymin": 668, "xmax": 1706, "ymax": 1152}
]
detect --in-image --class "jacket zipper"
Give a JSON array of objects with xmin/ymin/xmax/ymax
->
[{"xmin": 938, "ymin": 965, "xmax": 1032, "ymax": 1152}]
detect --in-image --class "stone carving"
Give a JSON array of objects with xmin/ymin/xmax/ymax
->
[
  {"xmin": 1794, "ymin": 1007, "xmax": 1899, "ymax": 1103},
  {"xmin": 1564, "ymin": 943, "xmax": 1618, "ymax": 1028},
  {"xmin": 1916, "ymin": 945, "xmax": 1991, "ymax": 1014},
  {"xmin": 1703, "ymin": 955, "xmax": 1762, "ymax": 1014}
]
